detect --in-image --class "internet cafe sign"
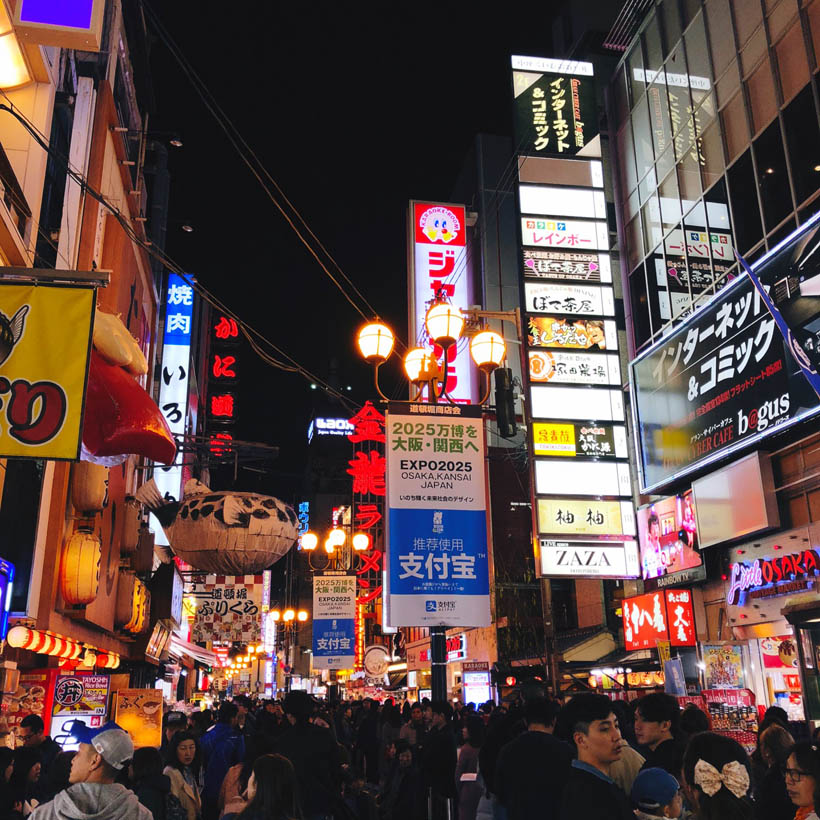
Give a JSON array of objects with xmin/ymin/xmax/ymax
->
[
  {"xmin": 0, "ymin": 278, "xmax": 96, "ymax": 459},
  {"xmin": 540, "ymin": 537, "xmax": 640, "ymax": 578}
]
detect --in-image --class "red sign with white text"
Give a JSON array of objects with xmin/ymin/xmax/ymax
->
[
  {"xmin": 622, "ymin": 589, "xmax": 697, "ymax": 650},
  {"xmin": 665, "ymin": 589, "xmax": 696, "ymax": 647}
]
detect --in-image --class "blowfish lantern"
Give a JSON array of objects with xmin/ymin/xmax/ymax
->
[{"xmin": 136, "ymin": 478, "xmax": 299, "ymax": 574}]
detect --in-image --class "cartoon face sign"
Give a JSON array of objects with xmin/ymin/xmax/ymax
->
[{"xmin": 417, "ymin": 206, "xmax": 462, "ymax": 244}]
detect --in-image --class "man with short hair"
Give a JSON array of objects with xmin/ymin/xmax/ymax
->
[
  {"xmin": 558, "ymin": 693, "xmax": 633, "ymax": 820},
  {"xmin": 29, "ymin": 722, "xmax": 151, "ymax": 820},
  {"xmin": 494, "ymin": 698, "xmax": 573, "ymax": 820},
  {"xmin": 199, "ymin": 702, "xmax": 244, "ymax": 820},
  {"xmin": 17, "ymin": 714, "xmax": 61, "ymax": 789},
  {"xmin": 420, "ymin": 702, "xmax": 457, "ymax": 820},
  {"xmin": 634, "ymin": 693, "xmax": 686, "ymax": 778},
  {"xmin": 399, "ymin": 703, "xmax": 427, "ymax": 752}
]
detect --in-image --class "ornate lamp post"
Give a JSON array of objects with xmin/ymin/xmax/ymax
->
[{"xmin": 355, "ymin": 299, "xmax": 512, "ymax": 702}]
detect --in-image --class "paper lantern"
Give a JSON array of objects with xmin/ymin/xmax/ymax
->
[
  {"xmin": 135, "ymin": 478, "xmax": 298, "ymax": 574},
  {"xmin": 71, "ymin": 462, "xmax": 108, "ymax": 514},
  {"xmin": 115, "ymin": 571, "xmax": 138, "ymax": 629},
  {"xmin": 6, "ymin": 627, "xmax": 81, "ymax": 659},
  {"xmin": 60, "ymin": 530, "xmax": 101, "ymax": 606},
  {"xmin": 120, "ymin": 501, "xmax": 141, "ymax": 554}
]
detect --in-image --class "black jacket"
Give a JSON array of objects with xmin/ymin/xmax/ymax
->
[
  {"xmin": 273, "ymin": 722, "xmax": 341, "ymax": 817},
  {"xmin": 754, "ymin": 764, "xmax": 795, "ymax": 820},
  {"xmin": 494, "ymin": 731, "xmax": 573, "ymax": 820},
  {"xmin": 639, "ymin": 736, "xmax": 687, "ymax": 779},
  {"xmin": 134, "ymin": 774, "xmax": 171, "ymax": 820},
  {"xmin": 559, "ymin": 762, "xmax": 633, "ymax": 820},
  {"xmin": 420, "ymin": 724, "xmax": 457, "ymax": 799}
]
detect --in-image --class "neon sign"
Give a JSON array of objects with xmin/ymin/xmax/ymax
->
[{"xmin": 728, "ymin": 549, "xmax": 820, "ymax": 605}]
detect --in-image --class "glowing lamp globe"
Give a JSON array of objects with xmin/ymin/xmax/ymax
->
[
  {"xmin": 352, "ymin": 532, "xmax": 370, "ymax": 551},
  {"xmin": 357, "ymin": 322, "xmax": 395, "ymax": 364},
  {"xmin": 283, "ymin": 609, "xmax": 296, "ymax": 622},
  {"xmin": 297, "ymin": 610, "xmax": 309, "ymax": 622},
  {"xmin": 404, "ymin": 348, "xmax": 429, "ymax": 384},
  {"xmin": 328, "ymin": 528, "xmax": 346, "ymax": 547},
  {"xmin": 271, "ymin": 610, "xmax": 281, "ymax": 621},
  {"xmin": 301, "ymin": 532, "xmax": 318, "ymax": 551},
  {"xmin": 425, "ymin": 303, "xmax": 464, "ymax": 349},
  {"xmin": 324, "ymin": 538, "xmax": 335, "ymax": 554},
  {"xmin": 470, "ymin": 331, "xmax": 506, "ymax": 372}
]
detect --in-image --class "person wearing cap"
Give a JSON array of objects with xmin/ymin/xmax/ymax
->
[
  {"xmin": 631, "ymin": 767, "xmax": 683, "ymax": 820},
  {"xmin": 28, "ymin": 722, "xmax": 151, "ymax": 820}
]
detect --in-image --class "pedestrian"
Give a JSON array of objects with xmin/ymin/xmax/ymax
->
[
  {"xmin": 42, "ymin": 754, "xmax": 74, "ymax": 803},
  {"xmin": 420, "ymin": 702, "xmax": 457, "ymax": 820},
  {"xmin": 28, "ymin": 722, "xmax": 152, "ymax": 820},
  {"xmin": 398, "ymin": 705, "xmax": 426, "ymax": 755},
  {"xmin": 454, "ymin": 716, "xmax": 485, "ymax": 820},
  {"xmin": 218, "ymin": 735, "xmax": 275, "ymax": 818},
  {"xmin": 634, "ymin": 694, "xmax": 687, "ymax": 779},
  {"xmin": 754, "ymin": 724, "xmax": 795, "ymax": 820},
  {"xmin": 199, "ymin": 703, "xmax": 244, "ymax": 820},
  {"xmin": 681, "ymin": 731, "xmax": 753, "ymax": 820},
  {"xmin": 679, "ymin": 706, "xmax": 710, "ymax": 738},
  {"xmin": 232, "ymin": 699, "xmax": 255, "ymax": 739},
  {"xmin": 784, "ymin": 740, "xmax": 820, "ymax": 820},
  {"xmin": 223, "ymin": 755, "xmax": 301, "ymax": 820},
  {"xmin": 377, "ymin": 741, "xmax": 425, "ymax": 820},
  {"xmin": 163, "ymin": 732, "xmax": 201, "ymax": 820},
  {"xmin": 495, "ymin": 698, "xmax": 572, "ymax": 820},
  {"xmin": 161, "ymin": 715, "xmax": 189, "ymax": 767},
  {"xmin": 630, "ymin": 767, "xmax": 683, "ymax": 819},
  {"xmin": 15, "ymin": 718, "xmax": 60, "ymax": 789},
  {"xmin": 273, "ymin": 691, "xmax": 341, "ymax": 820},
  {"xmin": 188, "ymin": 713, "xmax": 212, "ymax": 742},
  {"xmin": 557, "ymin": 692, "xmax": 633, "ymax": 820},
  {"xmin": 10, "ymin": 749, "xmax": 41, "ymax": 816},
  {"xmin": 355, "ymin": 700, "xmax": 379, "ymax": 784},
  {"xmin": 130, "ymin": 748, "xmax": 171, "ymax": 820}
]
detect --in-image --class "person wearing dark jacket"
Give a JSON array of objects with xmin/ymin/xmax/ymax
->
[
  {"xmin": 16, "ymin": 717, "xmax": 60, "ymax": 797},
  {"xmin": 199, "ymin": 703, "xmax": 244, "ymax": 820},
  {"xmin": 494, "ymin": 698, "xmax": 573, "ymax": 820},
  {"xmin": 355, "ymin": 700, "xmax": 380, "ymax": 784},
  {"xmin": 379, "ymin": 742, "xmax": 425, "ymax": 820},
  {"xmin": 633, "ymin": 693, "xmax": 687, "ymax": 779},
  {"xmin": 753, "ymin": 723, "xmax": 795, "ymax": 820},
  {"xmin": 273, "ymin": 691, "xmax": 341, "ymax": 820},
  {"xmin": 557, "ymin": 693, "xmax": 634, "ymax": 820},
  {"xmin": 130, "ymin": 748, "xmax": 171, "ymax": 820},
  {"xmin": 420, "ymin": 702, "xmax": 457, "ymax": 820}
]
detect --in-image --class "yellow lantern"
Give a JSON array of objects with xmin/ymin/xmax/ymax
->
[
  {"xmin": 71, "ymin": 462, "xmax": 109, "ymax": 514},
  {"xmin": 469, "ymin": 331, "xmax": 506, "ymax": 372},
  {"xmin": 60, "ymin": 529, "xmax": 102, "ymax": 606},
  {"xmin": 425, "ymin": 303, "xmax": 464, "ymax": 350},
  {"xmin": 357, "ymin": 322, "xmax": 395, "ymax": 364}
]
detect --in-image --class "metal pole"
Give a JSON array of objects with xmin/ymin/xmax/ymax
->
[{"xmin": 430, "ymin": 626, "xmax": 447, "ymax": 701}]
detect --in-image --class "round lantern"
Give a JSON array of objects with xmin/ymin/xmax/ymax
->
[
  {"xmin": 60, "ymin": 529, "xmax": 102, "ymax": 606},
  {"xmin": 7, "ymin": 626, "xmax": 33, "ymax": 649},
  {"xmin": 135, "ymin": 479, "xmax": 299, "ymax": 574},
  {"xmin": 115, "ymin": 571, "xmax": 138, "ymax": 629},
  {"xmin": 120, "ymin": 501, "xmax": 141, "ymax": 554},
  {"xmin": 71, "ymin": 462, "xmax": 109, "ymax": 514}
]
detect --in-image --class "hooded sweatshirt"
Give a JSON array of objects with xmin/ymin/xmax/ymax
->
[{"xmin": 28, "ymin": 783, "xmax": 152, "ymax": 820}]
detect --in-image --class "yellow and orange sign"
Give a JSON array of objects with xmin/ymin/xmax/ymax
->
[
  {"xmin": 0, "ymin": 282, "xmax": 94, "ymax": 459},
  {"xmin": 113, "ymin": 689, "xmax": 163, "ymax": 749}
]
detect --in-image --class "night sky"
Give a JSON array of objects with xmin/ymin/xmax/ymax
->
[{"xmin": 147, "ymin": 5, "xmax": 558, "ymax": 498}]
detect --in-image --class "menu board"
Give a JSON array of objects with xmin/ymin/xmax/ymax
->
[
  {"xmin": 1, "ymin": 670, "xmax": 55, "ymax": 736},
  {"xmin": 113, "ymin": 689, "xmax": 163, "ymax": 749},
  {"xmin": 51, "ymin": 674, "xmax": 110, "ymax": 749}
]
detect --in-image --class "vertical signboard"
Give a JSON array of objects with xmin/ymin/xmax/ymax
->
[
  {"xmin": 153, "ymin": 274, "xmax": 194, "ymax": 545},
  {"xmin": 312, "ymin": 575, "xmax": 356, "ymax": 670},
  {"xmin": 408, "ymin": 201, "xmax": 477, "ymax": 404},
  {"xmin": 385, "ymin": 403, "xmax": 490, "ymax": 627},
  {"xmin": 511, "ymin": 56, "xmax": 637, "ymax": 575}
]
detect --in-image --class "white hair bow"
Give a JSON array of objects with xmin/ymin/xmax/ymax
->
[{"xmin": 693, "ymin": 759, "xmax": 750, "ymax": 799}]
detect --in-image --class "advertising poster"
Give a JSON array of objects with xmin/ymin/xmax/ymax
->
[
  {"xmin": 187, "ymin": 573, "xmax": 266, "ymax": 644},
  {"xmin": 409, "ymin": 202, "xmax": 476, "ymax": 404},
  {"xmin": 525, "ymin": 282, "xmax": 615, "ymax": 317},
  {"xmin": 528, "ymin": 316, "xmax": 616, "ymax": 351},
  {"xmin": 702, "ymin": 644, "xmax": 745, "ymax": 689},
  {"xmin": 631, "ymin": 271, "xmax": 820, "ymax": 492},
  {"xmin": 0, "ymin": 282, "xmax": 95, "ymax": 459},
  {"xmin": 512, "ymin": 60, "xmax": 599, "ymax": 156},
  {"xmin": 529, "ymin": 351, "xmax": 621, "ymax": 386},
  {"xmin": 638, "ymin": 490, "xmax": 701, "ymax": 581},
  {"xmin": 1, "ymin": 670, "xmax": 55, "ymax": 735},
  {"xmin": 522, "ymin": 249, "xmax": 611, "ymax": 283},
  {"xmin": 51, "ymin": 674, "xmax": 110, "ymax": 748},
  {"xmin": 536, "ymin": 498, "xmax": 635, "ymax": 536},
  {"xmin": 532, "ymin": 422, "xmax": 626, "ymax": 459},
  {"xmin": 385, "ymin": 403, "xmax": 490, "ymax": 627},
  {"xmin": 312, "ymin": 575, "xmax": 356, "ymax": 670},
  {"xmin": 113, "ymin": 689, "xmax": 163, "ymax": 749},
  {"xmin": 760, "ymin": 635, "xmax": 799, "ymax": 669}
]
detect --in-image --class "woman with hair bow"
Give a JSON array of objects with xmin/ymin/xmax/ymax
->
[
  {"xmin": 784, "ymin": 741, "xmax": 820, "ymax": 820},
  {"xmin": 681, "ymin": 732, "xmax": 754, "ymax": 820}
]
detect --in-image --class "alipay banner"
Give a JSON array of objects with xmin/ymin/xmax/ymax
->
[
  {"xmin": 312, "ymin": 575, "xmax": 356, "ymax": 670},
  {"xmin": 385, "ymin": 403, "xmax": 490, "ymax": 627}
]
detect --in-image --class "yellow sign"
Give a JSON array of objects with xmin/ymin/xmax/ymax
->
[
  {"xmin": 113, "ymin": 688, "xmax": 163, "ymax": 749},
  {"xmin": 533, "ymin": 422, "xmax": 576, "ymax": 456},
  {"xmin": 537, "ymin": 498, "xmax": 627, "ymax": 535},
  {"xmin": 657, "ymin": 640, "xmax": 671, "ymax": 665},
  {"xmin": 0, "ymin": 283, "xmax": 94, "ymax": 459}
]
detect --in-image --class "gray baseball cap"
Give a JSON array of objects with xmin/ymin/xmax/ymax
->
[{"xmin": 70, "ymin": 720, "xmax": 134, "ymax": 770}]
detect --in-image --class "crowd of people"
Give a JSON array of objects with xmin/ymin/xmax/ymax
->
[{"xmin": 1, "ymin": 691, "xmax": 820, "ymax": 820}]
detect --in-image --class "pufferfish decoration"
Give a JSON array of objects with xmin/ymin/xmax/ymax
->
[
  {"xmin": 0, "ymin": 305, "xmax": 28, "ymax": 366},
  {"xmin": 136, "ymin": 478, "xmax": 299, "ymax": 574}
]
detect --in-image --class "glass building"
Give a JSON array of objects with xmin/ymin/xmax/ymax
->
[{"xmin": 608, "ymin": 0, "xmax": 820, "ymax": 355}]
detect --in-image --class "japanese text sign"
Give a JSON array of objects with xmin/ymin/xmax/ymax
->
[
  {"xmin": 622, "ymin": 589, "xmax": 696, "ymax": 650},
  {"xmin": 113, "ymin": 689, "xmax": 163, "ymax": 749},
  {"xmin": 523, "ymin": 249, "xmax": 612, "ymax": 283},
  {"xmin": 631, "ymin": 221, "xmax": 820, "ymax": 492},
  {"xmin": 536, "ymin": 498, "xmax": 636, "ymax": 536},
  {"xmin": 385, "ymin": 403, "xmax": 490, "ymax": 627},
  {"xmin": 409, "ymin": 202, "xmax": 477, "ymax": 404},
  {"xmin": 0, "ymin": 281, "xmax": 94, "ymax": 459},
  {"xmin": 52, "ymin": 674, "xmax": 109, "ymax": 715},
  {"xmin": 312, "ymin": 575, "xmax": 356, "ymax": 670},
  {"xmin": 512, "ymin": 67, "xmax": 598, "ymax": 157},
  {"xmin": 188, "ymin": 574, "xmax": 265, "ymax": 644},
  {"xmin": 540, "ymin": 538, "xmax": 640, "ymax": 578}
]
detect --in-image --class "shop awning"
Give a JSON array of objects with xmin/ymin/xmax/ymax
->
[{"xmin": 168, "ymin": 635, "xmax": 218, "ymax": 666}]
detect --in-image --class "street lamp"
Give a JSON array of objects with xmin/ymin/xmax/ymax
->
[{"xmin": 355, "ymin": 299, "xmax": 516, "ymax": 703}]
